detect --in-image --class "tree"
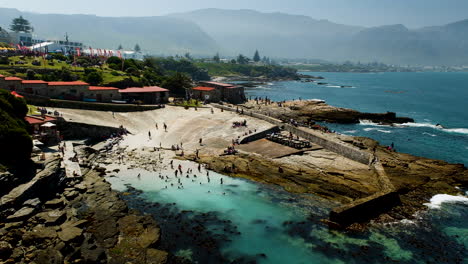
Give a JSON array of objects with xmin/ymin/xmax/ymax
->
[
  {"xmin": 118, "ymin": 44, "xmax": 123, "ymax": 50},
  {"xmin": 162, "ymin": 72, "xmax": 192, "ymax": 97},
  {"xmin": 253, "ymin": 50, "xmax": 261, "ymax": 62},
  {"xmin": 184, "ymin": 52, "xmax": 192, "ymax": 60},
  {"xmin": 134, "ymin": 44, "xmax": 141, "ymax": 52},
  {"xmin": 9, "ymin": 16, "xmax": 32, "ymax": 33},
  {"xmin": 237, "ymin": 54, "xmax": 249, "ymax": 64},
  {"xmin": 26, "ymin": 69, "xmax": 36, "ymax": 80},
  {"xmin": 213, "ymin": 53, "xmax": 220, "ymax": 63},
  {"xmin": 85, "ymin": 71, "xmax": 103, "ymax": 85}
]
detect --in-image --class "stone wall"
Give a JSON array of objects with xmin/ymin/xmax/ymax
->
[
  {"xmin": 213, "ymin": 104, "xmax": 371, "ymax": 165},
  {"xmin": 24, "ymin": 97, "xmax": 161, "ymax": 112},
  {"xmin": 329, "ymin": 190, "xmax": 401, "ymax": 226},
  {"xmin": 57, "ymin": 121, "xmax": 122, "ymax": 141},
  {"xmin": 239, "ymin": 126, "xmax": 280, "ymax": 144},
  {"xmin": 212, "ymin": 103, "xmax": 400, "ymax": 227}
]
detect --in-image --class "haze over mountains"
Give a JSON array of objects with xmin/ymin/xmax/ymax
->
[{"xmin": 1, "ymin": 7, "xmax": 467, "ymax": 65}]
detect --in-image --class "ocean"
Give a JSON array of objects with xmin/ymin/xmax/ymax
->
[
  {"xmin": 107, "ymin": 72, "xmax": 468, "ymax": 263},
  {"xmin": 244, "ymin": 72, "xmax": 468, "ymax": 165}
]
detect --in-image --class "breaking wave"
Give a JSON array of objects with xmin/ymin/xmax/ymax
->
[{"xmin": 425, "ymin": 194, "xmax": 468, "ymax": 209}]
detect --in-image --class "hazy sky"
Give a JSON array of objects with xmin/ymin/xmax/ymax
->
[{"xmin": 0, "ymin": 0, "xmax": 466, "ymax": 28}]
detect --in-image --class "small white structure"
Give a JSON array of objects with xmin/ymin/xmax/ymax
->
[{"xmin": 28, "ymin": 40, "xmax": 83, "ymax": 54}]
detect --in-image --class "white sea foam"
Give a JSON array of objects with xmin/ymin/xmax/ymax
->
[
  {"xmin": 402, "ymin": 122, "xmax": 468, "ymax": 135},
  {"xmin": 343, "ymin": 130, "xmax": 357, "ymax": 134},
  {"xmin": 424, "ymin": 194, "xmax": 468, "ymax": 209},
  {"xmin": 445, "ymin": 128, "xmax": 468, "ymax": 135},
  {"xmin": 377, "ymin": 129, "xmax": 392, "ymax": 134},
  {"xmin": 363, "ymin": 128, "xmax": 379, "ymax": 132},
  {"xmin": 326, "ymin": 85, "xmax": 342, "ymax": 88},
  {"xmin": 422, "ymin": 132, "xmax": 437, "ymax": 137},
  {"xmin": 359, "ymin": 120, "xmax": 383, "ymax": 126},
  {"xmin": 359, "ymin": 120, "xmax": 392, "ymax": 127}
]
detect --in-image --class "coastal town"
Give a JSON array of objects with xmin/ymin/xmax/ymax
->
[{"xmin": 0, "ymin": 7, "xmax": 467, "ymax": 264}]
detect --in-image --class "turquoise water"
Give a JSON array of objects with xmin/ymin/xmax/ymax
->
[
  {"xmin": 107, "ymin": 159, "xmax": 468, "ymax": 263},
  {"xmin": 244, "ymin": 72, "xmax": 468, "ymax": 165},
  {"xmin": 106, "ymin": 72, "xmax": 468, "ymax": 263}
]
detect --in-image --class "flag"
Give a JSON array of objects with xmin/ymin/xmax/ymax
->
[{"xmin": 76, "ymin": 47, "xmax": 81, "ymax": 57}]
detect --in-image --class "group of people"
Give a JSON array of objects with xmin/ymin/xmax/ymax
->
[{"xmin": 232, "ymin": 120, "xmax": 248, "ymax": 128}]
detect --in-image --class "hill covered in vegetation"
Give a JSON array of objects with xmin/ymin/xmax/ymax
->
[{"xmin": 0, "ymin": 89, "xmax": 32, "ymax": 171}]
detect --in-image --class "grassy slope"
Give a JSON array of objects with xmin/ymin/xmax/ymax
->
[{"xmin": 1, "ymin": 56, "xmax": 135, "ymax": 84}]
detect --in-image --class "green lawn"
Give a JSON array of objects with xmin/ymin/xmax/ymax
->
[
  {"xmin": 27, "ymin": 105, "xmax": 39, "ymax": 115},
  {"xmin": 7, "ymin": 56, "xmax": 84, "ymax": 71}
]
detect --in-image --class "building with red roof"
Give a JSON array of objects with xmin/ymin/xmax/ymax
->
[
  {"xmin": 86, "ymin": 86, "xmax": 121, "ymax": 102},
  {"xmin": 48, "ymin": 81, "xmax": 89, "ymax": 86},
  {"xmin": 20, "ymin": 80, "xmax": 49, "ymax": 96},
  {"xmin": 1, "ymin": 76, "xmax": 23, "ymax": 91},
  {"xmin": 119, "ymin": 86, "xmax": 169, "ymax": 104},
  {"xmin": 47, "ymin": 81, "xmax": 90, "ymax": 100},
  {"xmin": 191, "ymin": 86, "xmax": 221, "ymax": 103},
  {"xmin": 194, "ymin": 81, "xmax": 246, "ymax": 104}
]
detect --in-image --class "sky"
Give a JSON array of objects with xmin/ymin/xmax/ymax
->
[{"xmin": 0, "ymin": 0, "xmax": 466, "ymax": 28}]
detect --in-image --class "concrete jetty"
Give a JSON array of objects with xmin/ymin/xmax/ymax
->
[
  {"xmin": 62, "ymin": 141, "xmax": 82, "ymax": 179},
  {"xmin": 212, "ymin": 103, "xmax": 398, "ymax": 227}
]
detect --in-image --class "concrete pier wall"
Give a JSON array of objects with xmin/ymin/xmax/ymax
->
[
  {"xmin": 213, "ymin": 103, "xmax": 399, "ymax": 227},
  {"xmin": 239, "ymin": 126, "xmax": 280, "ymax": 144},
  {"xmin": 213, "ymin": 104, "xmax": 371, "ymax": 165}
]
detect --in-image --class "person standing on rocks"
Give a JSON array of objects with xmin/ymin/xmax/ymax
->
[
  {"xmin": 148, "ymin": 131, "xmax": 152, "ymax": 140},
  {"xmin": 164, "ymin": 123, "xmax": 167, "ymax": 132}
]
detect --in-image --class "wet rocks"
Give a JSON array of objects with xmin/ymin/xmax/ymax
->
[
  {"xmin": 58, "ymin": 226, "xmax": 83, "ymax": 242},
  {"xmin": 0, "ymin": 241, "xmax": 12, "ymax": 259},
  {"xmin": 6, "ymin": 206, "xmax": 36, "ymax": 222},
  {"xmin": 0, "ymin": 164, "xmax": 171, "ymax": 264},
  {"xmin": 35, "ymin": 210, "xmax": 66, "ymax": 226}
]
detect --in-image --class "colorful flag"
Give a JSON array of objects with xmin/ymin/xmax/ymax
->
[{"xmin": 76, "ymin": 47, "xmax": 81, "ymax": 57}]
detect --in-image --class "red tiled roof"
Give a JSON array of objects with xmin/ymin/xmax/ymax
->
[
  {"xmin": 193, "ymin": 86, "xmax": 215, "ymax": 91},
  {"xmin": 200, "ymin": 81, "xmax": 234, "ymax": 87},
  {"xmin": 22, "ymin": 80, "xmax": 48, "ymax": 84},
  {"xmin": 5, "ymin": 77, "xmax": 23, "ymax": 81},
  {"xmin": 89, "ymin": 86, "xmax": 119, "ymax": 91},
  {"xmin": 119, "ymin": 86, "xmax": 169, "ymax": 93},
  {"xmin": 48, "ymin": 81, "xmax": 89, "ymax": 86},
  {"xmin": 24, "ymin": 115, "xmax": 56, "ymax": 125}
]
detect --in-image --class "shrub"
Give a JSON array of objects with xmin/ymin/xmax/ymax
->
[
  {"xmin": 0, "ymin": 90, "xmax": 32, "ymax": 166},
  {"xmin": 0, "ymin": 56, "xmax": 9, "ymax": 65},
  {"xmin": 85, "ymin": 72, "xmax": 103, "ymax": 85},
  {"xmin": 26, "ymin": 69, "xmax": 36, "ymax": 80}
]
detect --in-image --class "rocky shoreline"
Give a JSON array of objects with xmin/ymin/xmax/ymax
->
[
  {"xmin": 0, "ymin": 147, "xmax": 176, "ymax": 264},
  {"xmin": 241, "ymin": 99, "xmax": 414, "ymax": 125}
]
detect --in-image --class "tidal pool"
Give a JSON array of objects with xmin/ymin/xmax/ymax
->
[{"xmin": 106, "ymin": 159, "xmax": 467, "ymax": 263}]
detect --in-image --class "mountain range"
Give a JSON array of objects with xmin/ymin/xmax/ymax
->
[{"xmin": 1, "ymin": 7, "xmax": 467, "ymax": 65}]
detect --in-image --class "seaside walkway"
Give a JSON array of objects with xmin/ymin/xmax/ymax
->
[
  {"xmin": 62, "ymin": 141, "xmax": 82, "ymax": 179},
  {"xmin": 211, "ymin": 103, "xmax": 398, "ymax": 227}
]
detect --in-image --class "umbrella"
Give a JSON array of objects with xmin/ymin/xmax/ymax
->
[
  {"xmin": 11, "ymin": 91, "xmax": 24, "ymax": 98},
  {"xmin": 41, "ymin": 122, "xmax": 56, "ymax": 128}
]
